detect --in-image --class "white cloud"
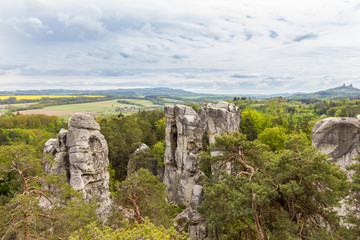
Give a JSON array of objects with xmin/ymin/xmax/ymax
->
[{"xmin": 0, "ymin": 0, "xmax": 360, "ymax": 93}]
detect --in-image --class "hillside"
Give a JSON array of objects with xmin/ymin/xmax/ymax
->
[
  {"xmin": 289, "ymin": 85, "xmax": 360, "ymax": 100},
  {"xmin": 0, "ymin": 87, "xmax": 196, "ymax": 97}
]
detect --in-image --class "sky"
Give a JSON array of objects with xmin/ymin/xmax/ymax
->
[{"xmin": 0, "ymin": 0, "xmax": 360, "ymax": 94}]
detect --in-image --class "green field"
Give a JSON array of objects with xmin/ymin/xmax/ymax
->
[
  {"xmin": 15, "ymin": 97, "xmax": 188, "ymax": 117},
  {"xmin": 117, "ymin": 99, "xmax": 158, "ymax": 107},
  {"xmin": 162, "ymin": 98, "xmax": 185, "ymax": 104},
  {"xmin": 44, "ymin": 99, "xmax": 142, "ymax": 114}
]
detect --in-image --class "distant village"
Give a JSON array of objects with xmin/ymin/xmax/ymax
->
[{"xmin": 115, "ymin": 106, "xmax": 162, "ymax": 112}]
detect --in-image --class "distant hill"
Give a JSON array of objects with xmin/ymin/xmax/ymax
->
[
  {"xmin": 0, "ymin": 87, "xmax": 197, "ymax": 97},
  {"xmin": 289, "ymin": 85, "xmax": 360, "ymax": 100}
]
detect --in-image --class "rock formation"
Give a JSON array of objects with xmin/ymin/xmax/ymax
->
[
  {"xmin": 163, "ymin": 102, "xmax": 240, "ymax": 240},
  {"xmin": 312, "ymin": 117, "xmax": 360, "ymax": 171},
  {"xmin": 44, "ymin": 113, "xmax": 111, "ymax": 216},
  {"xmin": 198, "ymin": 101, "xmax": 241, "ymax": 145},
  {"xmin": 127, "ymin": 143, "xmax": 151, "ymax": 175},
  {"xmin": 127, "ymin": 143, "xmax": 164, "ymax": 180},
  {"xmin": 163, "ymin": 105, "xmax": 204, "ymax": 207},
  {"xmin": 312, "ymin": 117, "xmax": 360, "ymax": 218},
  {"xmin": 199, "ymin": 101, "xmax": 241, "ymax": 173}
]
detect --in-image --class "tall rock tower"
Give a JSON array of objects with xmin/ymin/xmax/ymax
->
[
  {"xmin": 44, "ymin": 113, "xmax": 111, "ymax": 216},
  {"xmin": 163, "ymin": 101, "xmax": 240, "ymax": 240}
]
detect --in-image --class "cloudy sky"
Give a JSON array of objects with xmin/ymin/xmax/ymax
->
[{"xmin": 0, "ymin": 0, "xmax": 360, "ymax": 94}]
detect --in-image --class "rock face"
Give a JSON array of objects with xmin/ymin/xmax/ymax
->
[
  {"xmin": 44, "ymin": 113, "xmax": 111, "ymax": 216},
  {"xmin": 163, "ymin": 102, "xmax": 240, "ymax": 240},
  {"xmin": 163, "ymin": 105, "xmax": 204, "ymax": 206},
  {"xmin": 199, "ymin": 102, "xmax": 241, "ymax": 174},
  {"xmin": 312, "ymin": 117, "xmax": 360, "ymax": 171},
  {"xmin": 312, "ymin": 117, "xmax": 360, "ymax": 219},
  {"xmin": 198, "ymin": 101, "xmax": 241, "ymax": 145}
]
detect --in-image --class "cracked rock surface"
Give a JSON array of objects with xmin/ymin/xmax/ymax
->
[{"xmin": 44, "ymin": 113, "xmax": 111, "ymax": 217}]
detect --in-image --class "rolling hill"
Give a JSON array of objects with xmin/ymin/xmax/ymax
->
[{"xmin": 289, "ymin": 85, "xmax": 360, "ymax": 100}]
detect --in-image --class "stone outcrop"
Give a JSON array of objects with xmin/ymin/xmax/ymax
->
[
  {"xmin": 127, "ymin": 143, "xmax": 151, "ymax": 175},
  {"xmin": 163, "ymin": 105, "xmax": 204, "ymax": 206},
  {"xmin": 198, "ymin": 101, "xmax": 241, "ymax": 145},
  {"xmin": 312, "ymin": 117, "xmax": 360, "ymax": 171},
  {"xmin": 312, "ymin": 117, "xmax": 360, "ymax": 219},
  {"xmin": 163, "ymin": 102, "xmax": 240, "ymax": 240},
  {"xmin": 188, "ymin": 185, "xmax": 207, "ymax": 240},
  {"xmin": 199, "ymin": 102, "xmax": 241, "ymax": 174},
  {"xmin": 44, "ymin": 113, "xmax": 111, "ymax": 216}
]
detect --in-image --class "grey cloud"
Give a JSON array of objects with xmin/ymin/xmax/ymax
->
[
  {"xmin": 232, "ymin": 74, "xmax": 257, "ymax": 79},
  {"xmin": 276, "ymin": 17, "xmax": 289, "ymax": 22},
  {"xmin": 170, "ymin": 55, "xmax": 188, "ymax": 60},
  {"xmin": 293, "ymin": 33, "xmax": 318, "ymax": 42},
  {"xmin": 245, "ymin": 33, "xmax": 252, "ymax": 40},
  {"xmin": 269, "ymin": 31, "xmax": 278, "ymax": 38}
]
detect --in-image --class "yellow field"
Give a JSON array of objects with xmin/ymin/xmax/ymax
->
[{"xmin": 0, "ymin": 95, "xmax": 103, "ymax": 100}]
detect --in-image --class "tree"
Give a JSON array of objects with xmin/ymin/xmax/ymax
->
[
  {"xmin": 112, "ymin": 169, "xmax": 175, "ymax": 228},
  {"xmin": 70, "ymin": 218, "xmax": 189, "ymax": 240},
  {"xmin": 0, "ymin": 144, "xmax": 99, "ymax": 240},
  {"xmin": 198, "ymin": 132, "xmax": 349, "ymax": 239},
  {"xmin": 345, "ymin": 156, "xmax": 360, "ymax": 238},
  {"xmin": 258, "ymin": 127, "xmax": 286, "ymax": 151}
]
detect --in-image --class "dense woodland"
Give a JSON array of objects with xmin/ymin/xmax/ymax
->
[{"xmin": 1, "ymin": 97, "xmax": 360, "ymax": 239}]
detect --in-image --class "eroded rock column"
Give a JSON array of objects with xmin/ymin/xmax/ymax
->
[
  {"xmin": 163, "ymin": 105, "xmax": 204, "ymax": 206},
  {"xmin": 163, "ymin": 102, "xmax": 240, "ymax": 240},
  {"xmin": 44, "ymin": 113, "xmax": 111, "ymax": 216}
]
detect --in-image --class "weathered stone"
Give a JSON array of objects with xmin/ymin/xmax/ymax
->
[
  {"xmin": 163, "ymin": 102, "xmax": 240, "ymax": 240},
  {"xmin": 199, "ymin": 101, "xmax": 241, "ymax": 175},
  {"xmin": 163, "ymin": 105, "xmax": 204, "ymax": 207},
  {"xmin": 44, "ymin": 113, "xmax": 111, "ymax": 217},
  {"xmin": 312, "ymin": 117, "xmax": 360, "ymax": 171},
  {"xmin": 174, "ymin": 209, "xmax": 190, "ymax": 234},
  {"xmin": 134, "ymin": 143, "xmax": 150, "ymax": 155},
  {"xmin": 312, "ymin": 117, "xmax": 360, "ymax": 219},
  {"xmin": 127, "ymin": 144, "xmax": 151, "ymax": 175},
  {"xmin": 44, "ymin": 138, "xmax": 57, "ymax": 155},
  {"xmin": 188, "ymin": 185, "xmax": 207, "ymax": 240},
  {"xmin": 68, "ymin": 113, "xmax": 100, "ymax": 130},
  {"xmin": 198, "ymin": 101, "xmax": 241, "ymax": 144}
]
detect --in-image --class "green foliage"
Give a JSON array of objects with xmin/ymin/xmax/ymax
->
[
  {"xmin": 258, "ymin": 127, "xmax": 286, "ymax": 151},
  {"xmin": 70, "ymin": 218, "xmax": 189, "ymax": 240},
  {"xmin": 0, "ymin": 144, "xmax": 99, "ymax": 240},
  {"xmin": 99, "ymin": 110, "xmax": 165, "ymax": 180},
  {"xmin": 112, "ymin": 169, "xmax": 175, "ymax": 228},
  {"xmin": 152, "ymin": 140, "xmax": 165, "ymax": 167},
  {"xmin": 198, "ymin": 132, "xmax": 349, "ymax": 239},
  {"xmin": 127, "ymin": 148, "xmax": 157, "ymax": 175},
  {"xmin": 0, "ymin": 114, "xmax": 65, "ymax": 132},
  {"xmin": 345, "ymin": 156, "xmax": 360, "ymax": 237},
  {"xmin": 240, "ymin": 108, "xmax": 270, "ymax": 140}
]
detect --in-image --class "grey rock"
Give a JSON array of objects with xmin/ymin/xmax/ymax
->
[
  {"xmin": 199, "ymin": 101, "xmax": 240, "ymax": 175},
  {"xmin": 44, "ymin": 113, "xmax": 111, "ymax": 217},
  {"xmin": 134, "ymin": 143, "xmax": 150, "ymax": 155},
  {"xmin": 163, "ymin": 102, "xmax": 240, "ymax": 240},
  {"xmin": 198, "ymin": 101, "xmax": 241, "ymax": 144},
  {"xmin": 163, "ymin": 105, "xmax": 203, "ymax": 206},
  {"xmin": 44, "ymin": 138, "xmax": 57, "ymax": 155},
  {"xmin": 312, "ymin": 117, "xmax": 360, "ymax": 219},
  {"xmin": 312, "ymin": 117, "xmax": 360, "ymax": 171},
  {"xmin": 127, "ymin": 143, "xmax": 154, "ymax": 176},
  {"xmin": 174, "ymin": 209, "xmax": 190, "ymax": 234},
  {"xmin": 188, "ymin": 185, "xmax": 207, "ymax": 240},
  {"xmin": 68, "ymin": 113, "xmax": 100, "ymax": 130}
]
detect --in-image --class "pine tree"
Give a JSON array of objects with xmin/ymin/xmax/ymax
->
[{"xmin": 198, "ymin": 132, "xmax": 349, "ymax": 239}]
